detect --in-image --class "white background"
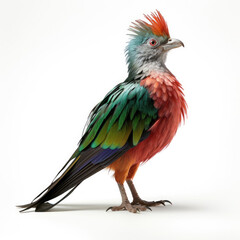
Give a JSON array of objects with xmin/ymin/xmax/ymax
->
[{"xmin": 1, "ymin": 0, "xmax": 240, "ymax": 239}]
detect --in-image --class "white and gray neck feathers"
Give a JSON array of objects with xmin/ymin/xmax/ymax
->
[{"xmin": 126, "ymin": 49, "xmax": 169, "ymax": 81}]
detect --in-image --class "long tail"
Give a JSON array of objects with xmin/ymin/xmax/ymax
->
[{"xmin": 18, "ymin": 146, "xmax": 128, "ymax": 212}]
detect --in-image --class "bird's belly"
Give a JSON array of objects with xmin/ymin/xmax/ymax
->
[
  {"xmin": 129, "ymin": 109, "xmax": 181, "ymax": 164},
  {"xmin": 107, "ymin": 107, "xmax": 181, "ymax": 178}
]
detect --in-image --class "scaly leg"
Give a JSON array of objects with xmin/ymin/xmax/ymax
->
[
  {"xmin": 107, "ymin": 183, "xmax": 148, "ymax": 213},
  {"xmin": 126, "ymin": 179, "xmax": 172, "ymax": 207}
]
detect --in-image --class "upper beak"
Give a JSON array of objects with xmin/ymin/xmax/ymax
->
[{"xmin": 162, "ymin": 38, "xmax": 184, "ymax": 51}]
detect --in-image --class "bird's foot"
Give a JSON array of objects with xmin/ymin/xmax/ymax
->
[
  {"xmin": 132, "ymin": 198, "xmax": 172, "ymax": 207},
  {"xmin": 106, "ymin": 201, "xmax": 150, "ymax": 213}
]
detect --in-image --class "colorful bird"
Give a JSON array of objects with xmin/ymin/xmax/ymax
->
[{"xmin": 18, "ymin": 10, "xmax": 187, "ymax": 213}]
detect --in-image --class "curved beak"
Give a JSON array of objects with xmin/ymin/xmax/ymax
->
[{"xmin": 162, "ymin": 38, "xmax": 184, "ymax": 51}]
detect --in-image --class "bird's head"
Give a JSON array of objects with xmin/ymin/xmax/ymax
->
[{"xmin": 126, "ymin": 10, "xmax": 183, "ymax": 80}]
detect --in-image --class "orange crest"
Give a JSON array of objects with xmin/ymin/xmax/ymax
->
[{"xmin": 130, "ymin": 10, "xmax": 170, "ymax": 37}]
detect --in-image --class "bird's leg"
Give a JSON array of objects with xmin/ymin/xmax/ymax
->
[
  {"xmin": 126, "ymin": 179, "xmax": 172, "ymax": 207},
  {"xmin": 107, "ymin": 183, "xmax": 147, "ymax": 213}
]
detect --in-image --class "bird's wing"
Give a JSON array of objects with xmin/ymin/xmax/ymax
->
[
  {"xmin": 19, "ymin": 81, "xmax": 158, "ymax": 212},
  {"xmin": 79, "ymin": 81, "xmax": 158, "ymax": 151}
]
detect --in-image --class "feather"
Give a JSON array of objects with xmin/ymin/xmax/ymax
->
[
  {"xmin": 132, "ymin": 114, "xmax": 140, "ymax": 131},
  {"xmin": 91, "ymin": 118, "xmax": 110, "ymax": 148},
  {"xmin": 118, "ymin": 123, "xmax": 132, "ymax": 148},
  {"xmin": 118, "ymin": 105, "xmax": 129, "ymax": 130},
  {"xmin": 129, "ymin": 10, "xmax": 169, "ymax": 37},
  {"xmin": 102, "ymin": 122, "xmax": 119, "ymax": 148},
  {"xmin": 133, "ymin": 119, "xmax": 145, "ymax": 145}
]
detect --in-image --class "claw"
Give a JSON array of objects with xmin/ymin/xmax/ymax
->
[
  {"xmin": 106, "ymin": 207, "xmax": 112, "ymax": 212},
  {"xmin": 146, "ymin": 206, "xmax": 152, "ymax": 211},
  {"xmin": 163, "ymin": 200, "xmax": 172, "ymax": 205},
  {"xmin": 156, "ymin": 201, "xmax": 165, "ymax": 206}
]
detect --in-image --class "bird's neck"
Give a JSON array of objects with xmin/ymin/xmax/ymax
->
[{"xmin": 126, "ymin": 52, "xmax": 169, "ymax": 82}]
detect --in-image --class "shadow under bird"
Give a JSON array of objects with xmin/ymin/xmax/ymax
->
[{"xmin": 18, "ymin": 10, "xmax": 187, "ymax": 213}]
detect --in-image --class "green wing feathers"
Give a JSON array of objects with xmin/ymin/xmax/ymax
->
[
  {"xmin": 18, "ymin": 82, "xmax": 159, "ymax": 212},
  {"xmin": 79, "ymin": 82, "xmax": 158, "ymax": 151}
]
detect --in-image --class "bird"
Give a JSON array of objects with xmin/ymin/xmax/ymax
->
[{"xmin": 18, "ymin": 10, "xmax": 187, "ymax": 213}]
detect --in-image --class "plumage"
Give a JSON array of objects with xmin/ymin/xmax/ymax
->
[
  {"xmin": 18, "ymin": 10, "xmax": 187, "ymax": 213},
  {"xmin": 129, "ymin": 10, "xmax": 169, "ymax": 37}
]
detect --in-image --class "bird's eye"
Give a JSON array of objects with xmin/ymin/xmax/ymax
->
[{"xmin": 149, "ymin": 38, "xmax": 157, "ymax": 47}]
